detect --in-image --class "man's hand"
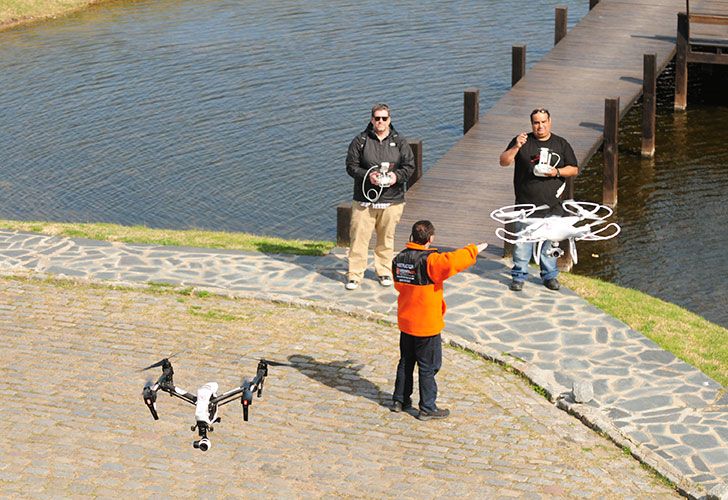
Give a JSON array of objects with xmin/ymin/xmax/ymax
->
[
  {"xmin": 476, "ymin": 242, "xmax": 488, "ymax": 253},
  {"xmin": 515, "ymin": 132, "xmax": 528, "ymax": 148}
]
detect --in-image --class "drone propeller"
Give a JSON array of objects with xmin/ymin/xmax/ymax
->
[
  {"xmin": 236, "ymin": 355, "xmax": 292, "ymax": 368},
  {"xmin": 138, "ymin": 351, "xmax": 183, "ymax": 372},
  {"xmin": 562, "ymin": 200, "xmax": 613, "ymax": 220},
  {"xmin": 260, "ymin": 358, "xmax": 291, "ymax": 367},
  {"xmin": 490, "ymin": 204, "xmax": 548, "ymax": 223}
]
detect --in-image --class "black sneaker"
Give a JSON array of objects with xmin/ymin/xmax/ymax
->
[
  {"xmin": 544, "ymin": 278, "xmax": 560, "ymax": 290},
  {"xmin": 416, "ymin": 408, "xmax": 450, "ymax": 421},
  {"xmin": 390, "ymin": 401, "xmax": 412, "ymax": 413},
  {"xmin": 509, "ymin": 280, "xmax": 524, "ymax": 291}
]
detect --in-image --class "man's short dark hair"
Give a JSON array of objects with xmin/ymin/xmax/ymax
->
[
  {"xmin": 411, "ymin": 220, "xmax": 435, "ymax": 244},
  {"xmin": 371, "ymin": 103, "xmax": 391, "ymax": 117}
]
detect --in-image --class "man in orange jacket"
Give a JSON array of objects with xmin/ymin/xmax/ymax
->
[{"xmin": 391, "ymin": 220, "xmax": 488, "ymax": 420}]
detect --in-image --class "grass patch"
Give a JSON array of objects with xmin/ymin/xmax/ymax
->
[
  {"xmin": 187, "ymin": 305, "xmax": 250, "ymax": 322},
  {"xmin": 0, "ymin": 219, "xmax": 335, "ymax": 256},
  {"xmin": 0, "ymin": 0, "xmax": 100, "ymax": 28},
  {"xmin": 560, "ymin": 273, "xmax": 727, "ymax": 387}
]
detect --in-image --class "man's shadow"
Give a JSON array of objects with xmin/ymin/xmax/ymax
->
[{"xmin": 286, "ymin": 354, "xmax": 393, "ymax": 409}]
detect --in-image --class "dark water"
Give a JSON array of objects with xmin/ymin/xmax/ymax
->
[
  {"xmin": 0, "ymin": 1, "xmax": 726, "ymax": 327},
  {"xmin": 0, "ymin": 0, "xmax": 587, "ymax": 236},
  {"xmin": 572, "ymin": 64, "xmax": 728, "ymax": 328}
]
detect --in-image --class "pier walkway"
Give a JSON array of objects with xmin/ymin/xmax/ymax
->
[
  {"xmin": 0, "ymin": 231, "xmax": 725, "ymax": 497},
  {"xmin": 397, "ymin": 0, "xmax": 702, "ymax": 250}
]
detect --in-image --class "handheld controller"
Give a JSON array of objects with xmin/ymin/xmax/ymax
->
[{"xmin": 378, "ymin": 162, "xmax": 393, "ymax": 187}]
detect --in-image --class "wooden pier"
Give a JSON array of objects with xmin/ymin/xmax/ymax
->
[{"xmin": 394, "ymin": 0, "xmax": 726, "ymax": 253}]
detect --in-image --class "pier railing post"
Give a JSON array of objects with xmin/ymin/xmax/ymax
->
[
  {"xmin": 336, "ymin": 202, "xmax": 352, "ymax": 247},
  {"xmin": 675, "ymin": 12, "xmax": 689, "ymax": 110},
  {"xmin": 463, "ymin": 88, "xmax": 480, "ymax": 135},
  {"xmin": 408, "ymin": 139, "xmax": 423, "ymax": 187},
  {"xmin": 589, "ymin": 0, "xmax": 599, "ymax": 10},
  {"xmin": 512, "ymin": 45, "xmax": 526, "ymax": 87},
  {"xmin": 603, "ymin": 97, "xmax": 620, "ymax": 207},
  {"xmin": 555, "ymin": 6, "xmax": 568, "ymax": 45},
  {"xmin": 641, "ymin": 53, "xmax": 657, "ymax": 157}
]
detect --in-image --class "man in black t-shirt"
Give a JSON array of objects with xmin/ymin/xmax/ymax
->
[{"xmin": 499, "ymin": 108, "xmax": 579, "ymax": 292}]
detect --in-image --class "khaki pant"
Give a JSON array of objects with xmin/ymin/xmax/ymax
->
[{"xmin": 348, "ymin": 202, "xmax": 405, "ymax": 282}]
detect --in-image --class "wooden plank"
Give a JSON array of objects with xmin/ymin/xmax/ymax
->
[{"xmin": 394, "ymin": 0, "xmax": 721, "ymax": 250}]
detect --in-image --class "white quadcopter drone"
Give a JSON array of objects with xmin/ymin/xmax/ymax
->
[
  {"xmin": 141, "ymin": 357, "xmax": 283, "ymax": 451},
  {"xmin": 490, "ymin": 200, "xmax": 621, "ymax": 265}
]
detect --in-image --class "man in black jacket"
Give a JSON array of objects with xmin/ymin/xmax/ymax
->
[{"xmin": 345, "ymin": 103, "xmax": 415, "ymax": 291}]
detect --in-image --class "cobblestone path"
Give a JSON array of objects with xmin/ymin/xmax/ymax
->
[{"xmin": 0, "ymin": 278, "xmax": 678, "ymax": 498}]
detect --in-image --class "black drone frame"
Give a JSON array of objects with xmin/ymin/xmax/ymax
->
[{"xmin": 142, "ymin": 358, "xmax": 269, "ymax": 451}]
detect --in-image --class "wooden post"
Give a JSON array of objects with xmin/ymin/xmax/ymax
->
[
  {"xmin": 463, "ymin": 88, "xmax": 480, "ymax": 135},
  {"xmin": 589, "ymin": 0, "xmax": 599, "ymax": 9},
  {"xmin": 603, "ymin": 97, "xmax": 619, "ymax": 207},
  {"xmin": 675, "ymin": 12, "xmax": 689, "ymax": 110},
  {"xmin": 512, "ymin": 45, "xmax": 526, "ymax": 87},
  {"xmin": 641, "ymin": 53, "xmax": 657, "ymax": 157},
  {"xmin": 555, "ymin": 6, "xmax": 568, "ymax": 45},
  {"xmin": 336, "ymin": 202, "xmax": 352, "ymax": 247},
  {"xmin": 408, "ymin": 139, "xmax": 423, "ymax": 187}
]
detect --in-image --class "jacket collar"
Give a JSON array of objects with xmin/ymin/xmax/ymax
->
[
  {"xmin": 365, "ymin": 122, "xmax": 398, "ymax": 140},
  {"xmin": 406, "ymin": 242, "xmax": 437, "ymax": 251}
]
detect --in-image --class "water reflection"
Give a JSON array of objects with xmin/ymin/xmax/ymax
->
[
  {"xmin": 573, "ymin": 65, "xmax": 728, "ymax": 328},
  {"xmin": 0, "ymin": 0, "xmax": 587, "ymax": 238},
  {"xmin": 0, "ymin": 1, "xmax": 726, "ymax": 326}
]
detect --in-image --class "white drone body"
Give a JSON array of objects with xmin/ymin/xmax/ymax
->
[{"xmin": 490, "ymin": 200, "xmax": 621, "ymax": 265}]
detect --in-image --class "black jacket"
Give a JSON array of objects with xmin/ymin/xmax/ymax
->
[{"xmin": 346, "ymin": 123, "xmax": 415, "ymax": 203}]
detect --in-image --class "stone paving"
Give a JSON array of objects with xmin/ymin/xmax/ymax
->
[
  {"xmin": 0, "ymin": 230, "xmax": 726, "ymax": 498},
  {"xmin": 0, "ymin": 278, "xmax": 676, "ymax": 498}
]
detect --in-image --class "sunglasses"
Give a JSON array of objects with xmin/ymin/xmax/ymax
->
[{"xmin": 373, "ymin": 116, "xmax": 390, "ymax": 122}]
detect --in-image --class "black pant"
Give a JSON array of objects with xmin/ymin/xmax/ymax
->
[{"xmin": 393, "ymin": 332, "xmax": 442, "ymax": 412}]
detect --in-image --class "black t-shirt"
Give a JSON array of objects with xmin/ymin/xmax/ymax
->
[{"xmin": 506, "ymin": 132, "xmax": 578, "ymax": 216}]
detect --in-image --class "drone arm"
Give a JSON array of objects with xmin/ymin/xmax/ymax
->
[
  {"xmin": 213, "ymin": 386, "xmax": 245, "ymax": 407},
  {"xmin": 213, "ymin": 367, "xmax": 268, "ymax": 407},
  {"xmin": 158, "ymin": 385, "xmax": 197, "ymax": 405}
]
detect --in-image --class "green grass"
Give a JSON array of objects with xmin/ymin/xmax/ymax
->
[
  {"xmin": 0, "ymin": 219, "xmax": 335, "ymax": 256},
  {"xmin": 0, "ymin": 0, "xmax": 100, "ymax": 28},
  {"xmin": 560, "ymin": 273, "xmax": 728, "ymax": 387}
]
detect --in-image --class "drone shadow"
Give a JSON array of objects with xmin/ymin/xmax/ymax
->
[{"xmin": 287, "ymin": 354, "xmax": 392, "ymax": 409}]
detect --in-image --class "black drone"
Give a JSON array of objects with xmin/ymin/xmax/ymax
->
[{"xmin": 141, "ymin": 356, "xmax": 279, "ymax": 451}]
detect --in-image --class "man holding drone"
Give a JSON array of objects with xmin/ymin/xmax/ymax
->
[{"xmin": 499, "ymin": 108, "xmax": 579, "ymax": 292}]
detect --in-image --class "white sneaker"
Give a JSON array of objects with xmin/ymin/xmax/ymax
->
[
  {"xmin": 345, "ymin": 280, "xmax": 359, "ymax": 290},
  {"xmin": 378, "ymin": 276, "xmax": 393, "ymax": 287}
]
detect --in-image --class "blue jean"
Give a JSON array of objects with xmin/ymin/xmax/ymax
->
[
  {"xmin": 511, "ymin": 222, "xmax": 559, "ymax": 283},
  {"xmin": 393, "ymin": 332, "xmax": 442, "ymax": 413}
]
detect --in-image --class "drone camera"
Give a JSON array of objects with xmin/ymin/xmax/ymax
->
[
  {"xmin": 193, "ymin": 438, "xmax": 211, "ymax": 452},
  {"xmin": 546, "ymin": 247, "xmax": 564, "ymax": 258}
]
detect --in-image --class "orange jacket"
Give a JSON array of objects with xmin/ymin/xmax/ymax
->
[{"xmin": 394, "ymin": 242, "xmax": 479, "ymax": 336}]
